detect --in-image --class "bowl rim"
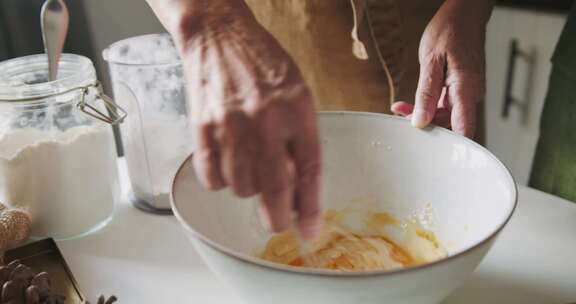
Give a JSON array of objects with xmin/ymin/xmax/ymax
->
[{"xmin": 171, "ymin": 111, "xmax": 518, "ymax": 277}]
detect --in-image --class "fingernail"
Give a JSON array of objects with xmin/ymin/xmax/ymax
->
[{"xmin": 411, "ymin": 109, "xmax": 430, "ymax": 128}]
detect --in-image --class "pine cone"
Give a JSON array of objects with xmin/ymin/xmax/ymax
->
[
  {"xmin": 0, "ymin": 203, "xmax": 31, "ymax": 253},
  {"xmin": 0, "ymin": 261, "xmax": 118, "ymax": 304},
  {"xmin": 0, "ymin": 260, "xmax": 64, "ymax": 304}
]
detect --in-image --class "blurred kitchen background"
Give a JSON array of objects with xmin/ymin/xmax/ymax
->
[{"xmin": 0, "ymin": 0, "xmax": 573, "ymax": 185}]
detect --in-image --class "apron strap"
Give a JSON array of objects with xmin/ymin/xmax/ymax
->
[
  {"xmin": 350, "ymin": 0, "xmax": 369, "ymax": 60},
  {"xmin": 349, "ymin": 0, "xmax": 404, "ymax": 105}
]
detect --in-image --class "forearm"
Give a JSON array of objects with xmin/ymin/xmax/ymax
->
[{"xmin": 146, "ymin": 0, "xmax": 258, "ymax": 49}]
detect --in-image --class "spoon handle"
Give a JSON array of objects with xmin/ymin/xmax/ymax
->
[{"xmin": 41, "ymin": 0, "xmax": 69, "ymax": 81}]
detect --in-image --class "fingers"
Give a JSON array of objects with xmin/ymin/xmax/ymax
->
[
  {"xmin": 445, "ymin": 59, "xmax": 483, "ymax": 138},
  {"xmin": 219, "ymin": 111, "xmax": 258, "ymax": 197},
  {"xmin": 193, "ymin": 122, "xmax": 226, "ymax": 190},
  {"xmin": 397, "ymin": 52, "xmax": 481, "ymax": 136},
  {"xmin": 413, "ymin": 53, "xmax": 446, "ymax": 128},
  {"xmin": 290, "ymin": 122, "xmax": 322, "ymax": 240},
  {"xmin": 255, "ymin": 107, "xmax": 293, "ymax": 233},
  {"xmin": 257, "ymin": 146, "xmax": 293, "ymax": 234},
  {"xmin": 392, "ymin": 101, "xmax": 451, "ymax": 128},
  {"xmin": 448, "ymin": 84, "xmax": 477, "ymax": 138},
  {"xmin": 444, "ymin": 41, "xmax": 484, "ymax": 138},
  {"xmin": 192, "ymin": 102, "xmax": 322, "ymax": 240},
  {"xmin": 255, "ymin": 101, "xmax": 315, "ymax": 236}
]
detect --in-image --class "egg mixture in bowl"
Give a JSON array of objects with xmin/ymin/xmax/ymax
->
[{"xmin": 260, "ymin": 208, "xmax": 447, "ymax": 271}]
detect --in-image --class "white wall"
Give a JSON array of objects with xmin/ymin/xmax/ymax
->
[{"xmin": 83, "ymin": 0, "xmax": 166, "ymax": 91}]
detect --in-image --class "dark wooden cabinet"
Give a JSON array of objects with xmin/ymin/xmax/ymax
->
[{"xmin": 498, "ymin": 0, "xmax": 573, "ymax": 12}]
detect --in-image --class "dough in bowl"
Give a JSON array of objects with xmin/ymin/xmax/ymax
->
[{"xmin": 260, "ymin": 209, "xmax": 447, "ymax": 271}]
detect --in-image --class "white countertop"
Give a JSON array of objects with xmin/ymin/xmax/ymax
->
[{"xmin": 56, "ymin": 161, "xmax": 576, "ymax": 303}]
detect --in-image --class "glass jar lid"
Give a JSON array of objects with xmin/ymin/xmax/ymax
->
[{"xmin": 0, "ymin": 54, "xmax": 126, "ymax": 125}]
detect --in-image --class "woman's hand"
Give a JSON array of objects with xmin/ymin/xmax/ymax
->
[
  {"xmin": 148, "ymin": 1, "xmax": 322, "ymax": 239},
  {"xmin": 392, "ymin": 0, "xmax": 494, "ymax": 138}
]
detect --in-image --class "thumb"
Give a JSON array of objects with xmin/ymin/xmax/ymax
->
[{"xmin": 412, "ymin": 53, "xmax": 446, "ymax": 128}]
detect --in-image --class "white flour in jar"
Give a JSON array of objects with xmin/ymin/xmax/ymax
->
[{"xmin": 0, "ymin": 125, "xmax": 119, "ymax": 239}]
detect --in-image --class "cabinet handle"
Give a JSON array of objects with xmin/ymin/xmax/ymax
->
[
  {"xmin": 502, "ymin": 39, "xmax": 532, "ymax": 119},
  {"xmin": 502, "ymin": 39, "xmax": 519, "ymax": 118}
]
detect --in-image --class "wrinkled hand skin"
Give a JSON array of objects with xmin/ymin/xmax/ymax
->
[
  {"xmin": 392, "ymin": 0, "xmax": 494, "ymax": 138},
  {"xmin": 147, "ymin": 0, "xmax": 322, "ymax": 239}
]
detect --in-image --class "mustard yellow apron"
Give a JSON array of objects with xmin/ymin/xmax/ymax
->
[{"xmin": 244, "ymin": 0, "xmax": 443, "ymax": 113}]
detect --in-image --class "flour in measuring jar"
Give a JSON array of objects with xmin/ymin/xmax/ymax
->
[{"xmin": 0, "ymin": 125, "xmax": 119, "ymax": 239}]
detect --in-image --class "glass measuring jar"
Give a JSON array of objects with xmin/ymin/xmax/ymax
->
[
  {"xmin": 103, "ymin": 34, "xmax": 194, "ymax": 214},
  {"xmin": 0, "ymin": 54, "xmax": 126, "ymax": 240}
]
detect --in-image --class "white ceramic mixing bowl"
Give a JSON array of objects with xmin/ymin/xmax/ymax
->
[{"xmin": 171, "ymin": 112, "xmax": 517, "ymax": 304}]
